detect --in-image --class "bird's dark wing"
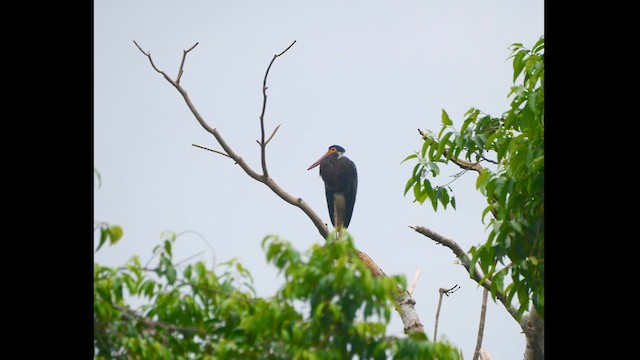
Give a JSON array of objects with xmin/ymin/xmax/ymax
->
[
  {"xmin": 325, "ymin": 188, "xmax": 337, "ymax": 227},
  {"xmin": 342, "ymin": 157, "xmax": 357, "ymax": 228}
]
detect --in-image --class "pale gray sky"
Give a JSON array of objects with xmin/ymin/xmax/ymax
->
[{"xmin": 94, "ymin": 1, "xmax": 544, "ymax": 358}]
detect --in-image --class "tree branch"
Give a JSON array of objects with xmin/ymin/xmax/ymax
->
[
  {"xmin": 192, "ymin": 143, "xmax": 231, "ymax": 158},
  {"xmin": 408, "ymin": 269, "xmax": 421, "ymax": 296},
  {"xmin": 433, "ymin": 284, "xmax": 459, "ymax": 341},
  {"xmin": 472, "ymin": 287, "xmax": 489, "ymax": 360},
  {"xmin": 135, "ymin": 40, "xmax": 426, "ymax": 336},
  {"xmin": 113, "ymin": 304, "xmax": 206, "ymax": 335},
  {"xmin": 177, "ymin": 42, "xmax": 199, "ymax": 84},
  {"xmin": 259, "ymin": 41, "xmax": 296, "ymax": 178},
  {"xmin": 409, "ymin": 225, "xmax": 518, "ymax": 321}
]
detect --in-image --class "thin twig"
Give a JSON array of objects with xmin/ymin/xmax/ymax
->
[
  {"xmin": 175, "ymin": 251, "xmax": 206, "ymax": 267},
  {"xmin": 192, "ymin": 143, "xmax": 231, "ymax": 158},
  {"xmin": 176, "ymin": 230, "xmax": 217, "ymax": 267},
  {"xmin": 265, "ymin": 124, "xmax": 282, "ymax": 146},
  {"xmin": 409, "ymin": 225, "xmax": 518, "ymax": 321},
  {"xmin": 133, "ymin": 41, "xmax": 163, "ymax": 74},
  {"xmin": 433, "ymin": 285, "xmax": 459, "ymax": 341},
  {"xmin": 408, "ymin": 270, "xmax": 421, "ymax": 296},
  {"xmin": 480, "ymin": 154, "xmax": 498, "ymax": 164},
  {"xmin": 177, "ymin": 42, "xmax": 199, "ymax": 84},
  {"xmin": 259, "ymin": 40, "xmax": 297, "ymax": 178},
  {"xmin": 472, "ymin": 287, "xmax": 489, "ymax": 360}
]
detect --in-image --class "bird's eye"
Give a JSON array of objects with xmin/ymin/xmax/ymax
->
[{"xmin": 329, "ymin": 147, "xmax": 336, "ymax": 153}]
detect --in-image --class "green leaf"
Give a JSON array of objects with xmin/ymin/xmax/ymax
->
[
  {"xmin": 113, "ymin": 276, "xmax": 124, "ymax": 301},
  {"xmin": 532, "ymin": 36, "xmax": 544, "ymax": 53},
  {"xmin": 426, "ymin": 161, "xmax": 440, "ymax": 176},
  {"xmin": 437, "ymin": 187, "xmax": 450, "ymax": 209},
  {"xmin": 166, "ymin": 266, "xmax": 177, "ymax": 285},
  {"xmin": 441, "ymin": 109, "xmax": 453, "ymax": 126},
  {"xmin": 422, "ymin": 180, "xmax": 435, "ymax": 208},
  {"xmin": 413, "ymin": 181, "xmax": 422, "ymax": 202},
  {"xmin": 141, "ymin": 279, "xmax": 156, "ymax": 298},
  {"xmin": 435, "ymin": 131, "xmax": 453, "ymax": 160},
  {"xmin": 184, "ymin": 264, "xmax": 192, "ymax": 280},
  {"xmin": 512, "ymin": 50, "xmax": 528, "ymax": 83},
  {"xmin": 404, "ymin": 175, "xmax": 418, "ymax": 196},
  {"xmin": 108, "ymin": 225, "xmax": 123, "ymax": 245},
  {"xmin": 527, "ymin": 91, "xmax": 538, "ymax": 112},
  {"xmin": 401, "ymin": 153, "xmax": 418, "ymax": 164},
  {"xmin": 163, "ymin": 239, "xmax": 172, "ymax": 257},
  {"xmin": 195, "ymin": 261, "xmax": 206, "ymax": 280},
  {"xmin": 97, "ymin": 226, "xmax": 108, "ymax": 252}
]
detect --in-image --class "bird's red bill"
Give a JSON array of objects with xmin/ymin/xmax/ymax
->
[{"xmin": 307, "ymin": 151, "xmax": 330, "ymax": 170}]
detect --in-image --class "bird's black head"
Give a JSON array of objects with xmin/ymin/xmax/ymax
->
[{"xmin": 308, "ymin": 145, "xmax": 347, "ymax": 170}]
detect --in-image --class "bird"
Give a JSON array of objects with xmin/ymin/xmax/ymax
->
[{"xmin": 307, "ymin": 145, "xmax": 358, "ymax": 232}]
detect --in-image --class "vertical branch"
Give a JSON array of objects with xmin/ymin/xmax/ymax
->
[
  {"xmin": 472, "ymin": 287, "xmax": 489, "ymax": 360},
  {"xmin": 177, "ymin": 43, "xmax": 199, "ymax": 84},
  {"xmin": 433, "ymin": 284, "xmax": 459, "ymax": 341},
  {"xmin": 259, "ymin": 40, "xmax": 296, "ymax": 178},
  {"xmin": 433, "ymin": 289, "xmax": 444, "ymax": 342}
]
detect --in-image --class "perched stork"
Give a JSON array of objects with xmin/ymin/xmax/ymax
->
[{"xmin": 308, "ymin": 145, "xmax": 358, "ymax": 233}]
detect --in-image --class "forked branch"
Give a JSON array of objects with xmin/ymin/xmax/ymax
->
[
  {"xmin": 409, "ymin": 225, "xmax": 518, "ymax": 321},
  {"xmin": 133, "ymin": 40, "xmax": 328, "ymax": 237}
]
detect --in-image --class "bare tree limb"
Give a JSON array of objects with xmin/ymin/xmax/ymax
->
[
  {"xmin": 192, "ymin": 144, "xmax": 231, "ymax": 158},
  {"xmin": 446, "ymin": 153, "xmax": 484, "ymax": 172},
  {"xmin": 259, "ymin": 41, "xmax": 296, "ymax": 178},
  {"xmin": 472, "ymin": 287, "xmax": 489, "ymax": 360},
  {"xmin": 177, "ymin": 42, "xmax": 199, "ymax": 84},
  {"xmin": 265, "ymin": 124, "xmax": 282, "ymax": 146},
  {"xmin": 408, "ymin": 269, "xmax": 421, "ymax": 296},
  {"xmin": 409, "ymin": 225, "xmax": 518, "ymax": 321},
  {"xmin": 433, "ymin": 285, "xmax": 459, "ymax": 341}
]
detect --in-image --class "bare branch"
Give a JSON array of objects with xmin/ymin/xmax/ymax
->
[
  {"xmin": 177, "ymin": 42, "xmax": 199, "ymax": 84},
  {"xmin": 480, "ymin": 154, "xmax": 498, "ymax": 165},
  {"xmin": 408, "ymin": 270, "xmax": 421, "ymax": 296},
  {"xmin": 433, "ymin": 284, "xmax": 459, "ymax": 341},
  {"xmin": 259, "ymin": 41, "xmax": 297, "ymax": 178},
  {"xmin": 265, "ymin": 124, "xmax": 282, "ymax": 146},
  {"xmin": 441, "ymin": 284, "xmax": 460, "ymax": 296},
  {"xmin": 192, "ymin": 143, "xmax": 231, "ymax": 158},
  {"xmin": 133, "ymin": 41, "xmax": 175, "ymax": 84},
  {"xmin": 175, "ymin": 251, "xmax": 205, "ymax": 267},
  {"xmin": 446, "ymin": 153, "xmax": 484, "ymax": 172},
  {"xmin": 472, "ymin": 287, "xmax": 489, "ymax": 360},
  {"xmin": 409, "ymin": 225, "xmax": 518, "ymax": 321},
  {"xmin": 176, "ymin": 230, "xmax": 217, "ymax": 267}
]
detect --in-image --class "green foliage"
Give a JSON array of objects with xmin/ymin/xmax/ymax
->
[
  {"xmin": 403, "ymin": 36, "xmax": 544, "ymax": 319},
  {"xmin": 95, "ymin": 223, "xmax": 124, "ymax": 252},
  {"xmin": 95, "ymin": 231, "xmax": 460, "ymax": 359}
]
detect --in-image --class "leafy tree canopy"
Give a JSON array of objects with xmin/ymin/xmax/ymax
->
[
  {"xmin": 403, "ymin": 36, "xmax": 544, "ymax": 319},
  {"xmin": 94, "ymin": 232, "xmax": 460, "ymax": 359}
]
